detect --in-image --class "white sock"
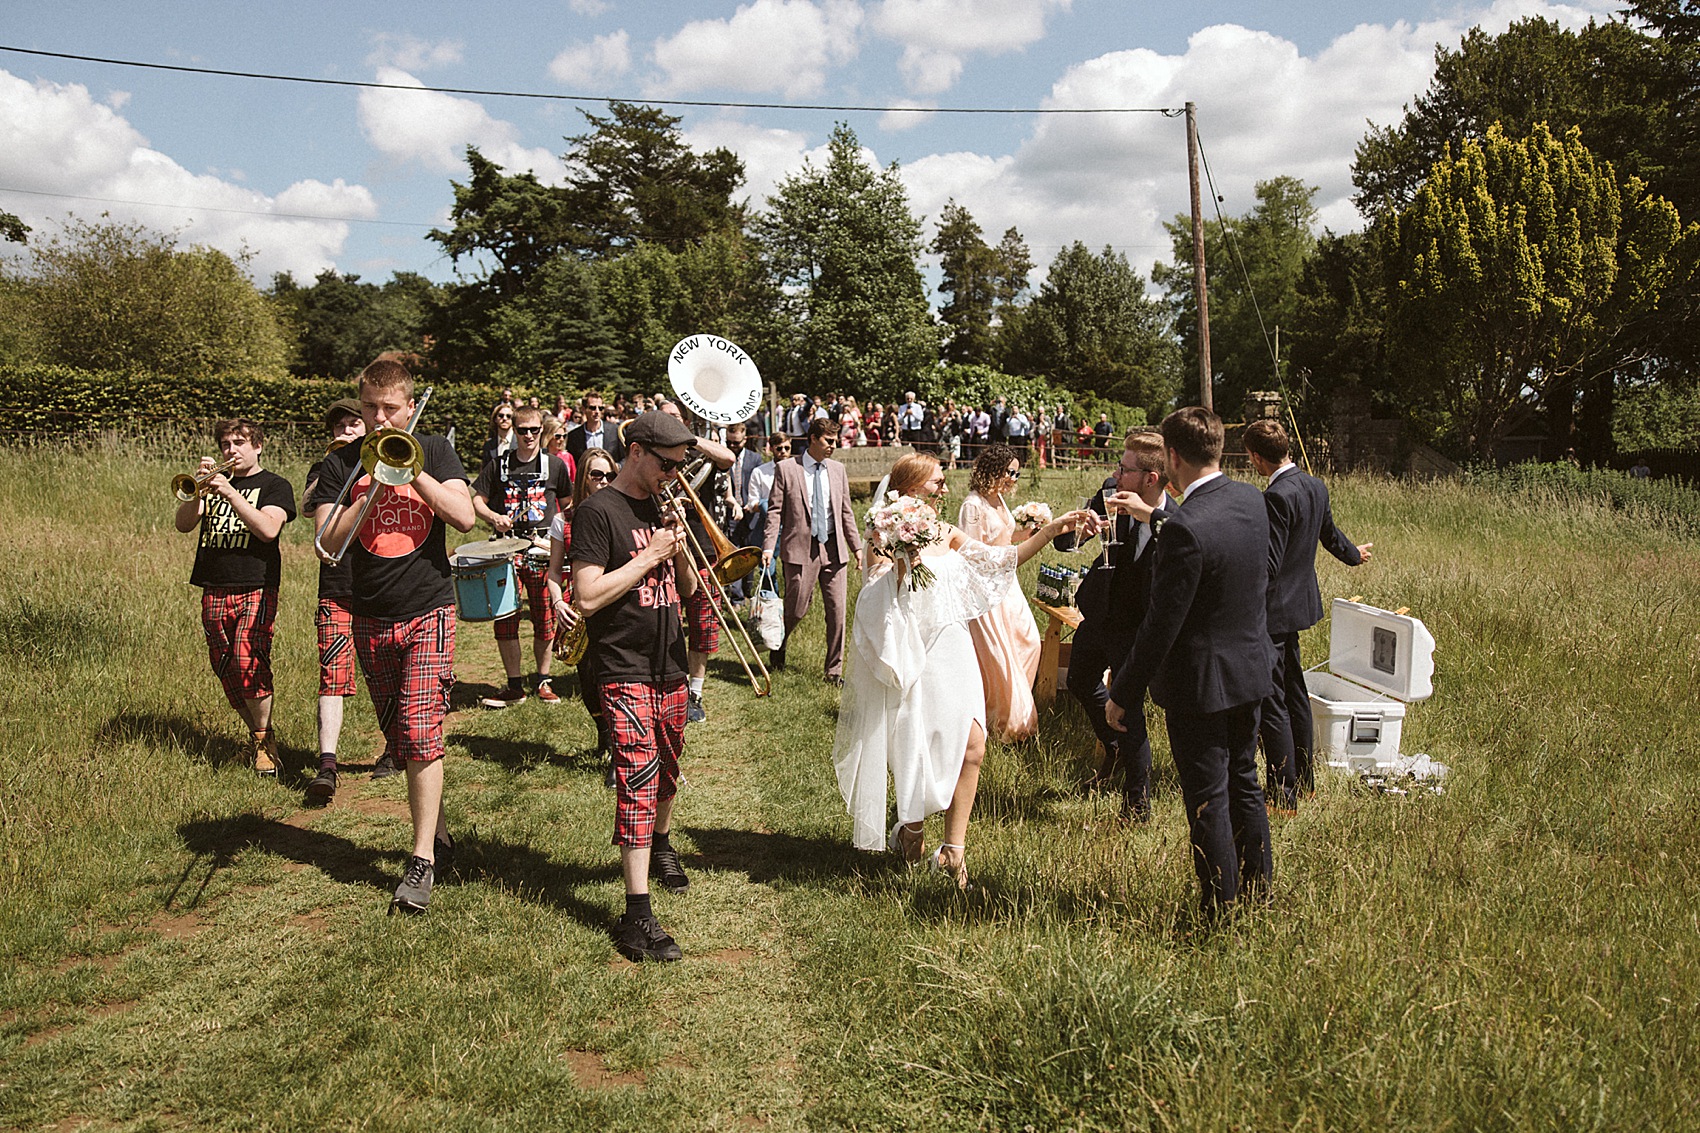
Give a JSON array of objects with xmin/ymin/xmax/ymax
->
[{"xmin": 689, "ymin": 676, "xmax": 705, "ymax": 696}]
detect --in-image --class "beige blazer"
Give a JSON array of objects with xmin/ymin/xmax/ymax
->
[{"xmin": 762, "ymin": 454, "xmax": 863, "ymax": 565}]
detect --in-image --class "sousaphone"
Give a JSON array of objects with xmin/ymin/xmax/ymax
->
[{"xmin": 667, "ymin": 333, "xmax": 762, "ymax": 426}]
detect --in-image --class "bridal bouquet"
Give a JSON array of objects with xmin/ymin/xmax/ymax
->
[
  {"xmin": 865, "ymin": 491, "xmax": 945, "ymax": 590},
  {"xmin": 1010, "ymin": 500, "xmax": 1053, "ymax": 532}
]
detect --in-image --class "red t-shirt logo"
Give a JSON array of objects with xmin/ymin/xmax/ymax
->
[{"xmin": 353, "ymin": 477, "xmax": 433, "ymax": 558}]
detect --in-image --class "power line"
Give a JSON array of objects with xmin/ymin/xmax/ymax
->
[
  {"xmin": 0, "ymin": 184, "xmax": 436, "ymax": 228},
  {"xmin": 0, "ymin": 44, "xmax": 1184, "ymax": 117}
]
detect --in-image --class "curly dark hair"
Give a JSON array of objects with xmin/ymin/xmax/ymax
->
[{"xmin": 968, "ymin": 443, "xmax": 1020, "ymax": 497}]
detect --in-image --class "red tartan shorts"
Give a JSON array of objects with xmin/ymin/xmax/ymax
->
[
  {"xmin": 200, "ymin": 587, "xmax": 277, "ymax": 709},
  {"xmin": 495, "ymin": 557, "xmax": 556, "ymax": 641},
  {"xmin": 316, "ymin": 596, "xmax": 357, "ymax": 697},
  {"xmin": 684, "ymin": 570, "xmax": 719, "ymax": 654},
  {"xmin": 354, "ymin": 605, "xmax": 456, "ymax": 764},
  {"xmin": 603, "ymin": 678, "xmax": 687, "ymax": 847}
]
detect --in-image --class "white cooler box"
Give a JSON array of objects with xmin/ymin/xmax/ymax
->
[{"xmin": 1305, "ymin": 599, "xmax": 1435, "ymax": 774}]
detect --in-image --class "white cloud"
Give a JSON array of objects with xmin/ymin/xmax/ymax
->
[
  {"xmin": 358, "ymin": 67, "xmax": 567, "ymax": 181},
  {"xmin": 649, "ymin": 0, "xmax": 863, "ymax": 98},
  {"xmin": 549, "ymin": 30, "xmax": 633, "ymax": 86},
  {"xmin": 879, "ymin": 101, "xmax": 937, "ymax": 132},
  {"xmin": 887, "ymin": 0, "xmax": 1618, "ymax": 290},
  {"xmin": 366, "ymin": 33, "xmax": 464, "ymax": 71},
  {"xmin": 682, "ymin": 118, "xmax": 823, "ymax": 208},
  {"xmin": 0, "ymin": 69, "xmax": 373, "ymax": 280},
  {"xmin": 871, "ymin": 0, "xmax": 1071, "ymax": 92}
]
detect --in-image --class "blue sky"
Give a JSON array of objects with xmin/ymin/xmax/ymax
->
[{"xmin": 0, "ymin": 0, "xmax": 1616, "ymax": 288}]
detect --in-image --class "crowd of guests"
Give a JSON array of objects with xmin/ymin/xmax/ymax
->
[{"xmin": 486, "ymin": 386, "xmax": 1122, "ymax": 478}]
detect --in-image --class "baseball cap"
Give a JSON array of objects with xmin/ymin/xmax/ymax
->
[
  {"xmin": 622, "ymin": 410, "xmax": 699, "ymax": 450},
  {"xmin": 324, "ymin": 397, "xmax": 363, "ymax": 425}
]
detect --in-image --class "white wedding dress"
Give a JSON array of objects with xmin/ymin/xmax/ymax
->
[{"xmin": 832, "ymin": 541, "xmax": 1020, "ymax": 850}]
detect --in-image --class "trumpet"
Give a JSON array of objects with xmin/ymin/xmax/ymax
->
[
  {"xmin": 659, "ymin": 463, "xmax": 771, "ymax": 698},
  {"xmin": 172, "ymin": 456, "xmax": 239, "ymax": 502},
  {"xmin": 314, "ymin": 387, "xmax": 432, "ymax": 566}
]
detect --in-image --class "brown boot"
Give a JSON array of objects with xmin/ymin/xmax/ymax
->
[{"xmin": 252, "ymin": 730, "xmax": 279, "ymax": 777}]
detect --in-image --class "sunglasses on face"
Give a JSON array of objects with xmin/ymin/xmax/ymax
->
[
  {"xmin": 1005, "ymin": 468, "xmax": 1021, "ymax": 479},
  {"xmin": 515, "ymin": 426, "xmax": 541, "ymax": 435},
  {"xmin": 586, "ymin": 469, "xmax": 611, "ymax": 481},
  {"xmin": 652, "ymin": 453, "xmax": 688, "ymax": 474}
]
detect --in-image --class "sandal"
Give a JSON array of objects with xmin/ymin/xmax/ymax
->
[
  {"xmin": 887, "ymin": 821, "xmax": 924, "ymax": 865},
  {"xmin": 930, "ymin": 843, "xmax": 971, "ymax": 891}
]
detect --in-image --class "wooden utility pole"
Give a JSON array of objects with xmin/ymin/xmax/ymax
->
[{"xmin": 1185, "ymin": 102, "xmax": 1213, "ymax": 411}]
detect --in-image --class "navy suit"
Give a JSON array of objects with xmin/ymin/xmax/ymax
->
[
  {"xmin": 1110, "ymin": 474, "xmax": 1273, "ymax": 913},
  {"xmin": 1261, "ymin": 465, "xmax": 1363, "ymax": 804},
  {"xmin": 1066, "ymin": 492, "xmax": 1172, "ymax": 819}
]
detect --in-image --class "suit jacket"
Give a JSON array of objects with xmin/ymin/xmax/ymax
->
[
  {"xmin": 564, "ymin": 422, "xmax": 626, "ymax": 465},
  {"xmin": 763, "ymin": 454, "xmax": 862, "ymax": 566},
  {"xmin": 1074, "ymin": 496, "xmax": 1174, "ymax": 661},
  {"xmin": 1110, "ymin": 475, "xmax": 1273, "ymax": 715},
  {"xmin": 1264, "ymin": 465, "xmax": 1361, "ymax": 636}
]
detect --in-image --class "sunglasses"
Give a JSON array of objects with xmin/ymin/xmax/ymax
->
[
  {"xmin": 585, "ymin": 469, "xmax": 611, "ymax": 481},
  {"xmin": 652, "ymin": 453, "xmax": 688, "ymax": 473},
  {"xmin": 497, "ymin": 414, "xmax": 513, "ymax": 421},
  {"xmin": 818, "ymin": 437, "xmax": 838, "ymax": 446},
  {"xmin": 1006, "ymin": 468, "xmax": 1021, "ymax": 479},
  {"xmin": 515, "ymin": 426, "xmax": 542, "ymax": 435}
]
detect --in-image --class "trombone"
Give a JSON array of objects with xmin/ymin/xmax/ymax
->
[
  {"xmin": 659, "ymin": 460, "xmax": 771, "ymax": 697},
  {"xmin": 171, "ymin": 456, "xmax": 239, "ymax": 502},
  {"xmin": 313, "ymin": 387, "xmax": 432, "ymax": 566}
]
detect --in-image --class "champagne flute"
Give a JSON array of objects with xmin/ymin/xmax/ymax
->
[
  {"xmin": 1100, "ymin": 488, "xmax": 1122, "ymax": 546},
  {"xmin": 1062, "ymin": 495, "xmax": 1096, "ymax": 553}
]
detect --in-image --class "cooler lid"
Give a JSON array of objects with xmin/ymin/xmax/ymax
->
[{"xmin": 1324, "ymin": 598, "xmax": 1435, "ymax": 703}]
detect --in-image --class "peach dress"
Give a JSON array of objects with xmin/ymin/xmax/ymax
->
[{"xmin": 957, "ymin": 490, "xmax": 1042, "ymax": 741}]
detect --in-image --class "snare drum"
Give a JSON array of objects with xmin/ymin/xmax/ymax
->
[{"xmin": 450, "ymin": 553, "xmax": 519, "ymax": 621}]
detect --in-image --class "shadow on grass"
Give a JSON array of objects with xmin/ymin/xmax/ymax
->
[
  {"xmin": 174, "ymin": 813, "xmax": 399, "ymax": 908},
  {"xmin": 678, "ymin": 825, "xmax": 867, "ymax": 887},
  {"xmin": 450, "ymin": 731, "xmax": 558, "ymax": 771},
  {"xmin": 97, "ymin": 711, "xmax": 317, "ymax": 778},
  {"xmin": 461, "ymin": 837, "xmax": 620, "ymax": 933}
]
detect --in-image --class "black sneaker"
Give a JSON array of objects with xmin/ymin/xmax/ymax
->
[
  {"xmin": 651, "ymin": 845, "xmax": 689, "ymax": 892},
  {"xmin": 304, "ymin": 767, "xmax": 337, "ymax": 806},
  {"xmin": 612, "ymin": 912, "xmax": 682, "ymax": 962},
  {"xmin": 686, "ymin": 692, "xmax": 707, "ymax": 724},
  {"xmin": 433, "ymin": 832, "xmax": 456, "ymax": 881},
  {"xmin": 389, "ymin": 855, "xmax": 433, "ymax": 916},
  {"xmin": 371, "ymin": 751, "xmax": 401, "ymax": 781}
]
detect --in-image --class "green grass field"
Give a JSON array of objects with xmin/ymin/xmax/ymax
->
[{"xmin": 1, "ymin": 439, "xmax": 1696, "ymax": 1131}]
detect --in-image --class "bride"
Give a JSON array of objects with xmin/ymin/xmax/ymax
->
[{"xmin": 832, "ymin": 453, "xmax": 1093, "ymax": 888}]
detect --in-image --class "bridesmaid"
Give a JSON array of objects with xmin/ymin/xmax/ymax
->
[{"xmin": 957, "ymin": 443, "xmax": 1047, "ymax": 742}]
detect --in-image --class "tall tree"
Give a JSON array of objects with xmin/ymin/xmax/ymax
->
[
  {"xmin": 755, "ymin": 123, "xmax": 937, "ymax": 399},
  {"xmin": 1353, "ymin": 17, "xmax": 1683, "ymax": 221},
  {"xmin": 1153, "ymin": 176, "xmax": 1319, "ymax": 414},
  {"xmin": 1000, "ymin": 241, "xmax": 1179, "ymax": 417},
  {"xmin": 1, "ymin": 211, "xmax": 27, "ymax": 245},
  {"xmin": 564, "ymin": 102, "xmax": 746, "ymax": 255},
  {"xmin": 929, "ymin": 204, "xmax": 1033, "ymax": 367},
  {"xmin": 19, "ymin": 217, "xmax": 289, "ymax": 376},
  {"xmin": 271, "ymin": 269, "xmax": 436, "ymax": 379},
  {"xmin": 1384, "ymin": 123, "xmax": 1694, "ymax": 459},
  {"xmin": 1285, "ymin": 230, "xmax": 1389, "ymax": 427}
]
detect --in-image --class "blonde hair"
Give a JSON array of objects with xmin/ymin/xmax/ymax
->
[{"xmin": 887, "ymin": 452, "xmax": 941, "ymax": 497}]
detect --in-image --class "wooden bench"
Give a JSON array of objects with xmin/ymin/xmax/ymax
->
[
  {"xmin": 1032, "ymin": 601, "xmax": 1084, "ymax": 709},
  {"xmin": 836, "ymin": 445, "xmax": 915, "ymax": 497}
]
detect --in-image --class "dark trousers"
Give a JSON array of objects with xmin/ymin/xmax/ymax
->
[
  {"xmin": 1257, "ymin": 631, "xmax": 1312, "ymax": 807},
  {"xmin": 1166, "ymin": 702, "xmax": 1271, "ymax": 914},
  {"xmin": 1066, "ymin": 635, "xmax": 1150, "ymax": 818}
]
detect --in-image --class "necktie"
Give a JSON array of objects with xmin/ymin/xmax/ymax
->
[{"xmin": 811, "ymin": 463, "xmax": 831, "ymax": 543}]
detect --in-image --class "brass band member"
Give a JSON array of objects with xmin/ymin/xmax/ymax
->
[
  {"xmin": 308, "ymin": 360, "xmax": 476, "ymax": 916},
  {"xmin": 303, "ymin": 398, "xmax": 368, "ymax": 802},
  {"xmin": 174, "ymin": 418, "xmax": 296, "ymax": 776}
]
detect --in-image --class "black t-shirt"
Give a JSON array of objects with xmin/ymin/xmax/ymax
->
[
  {"xmin": 189, "ymin": 469, "xmax": 296, "ymax": 590},
  {"xmin": 305, "ymin": 435, "xmax": 467, "ymax": 620},
  {"xmin": 306, "ymin": 457, "xmax": 355, "ymax": 600},
  {"xmin": 570, "ymin": 486, "xmax": 688, "ymax": 683},
  {"xmin": 471, "ymin": 451, "xmax": 573, "ymax": 539}
]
